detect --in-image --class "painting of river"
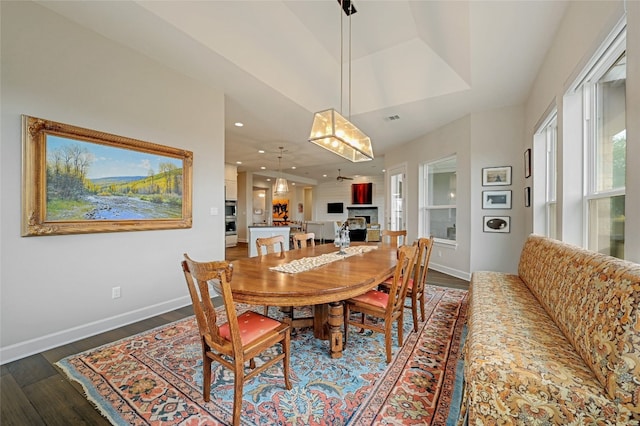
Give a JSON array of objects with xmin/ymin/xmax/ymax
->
[{"xmin": 45, "ymin": 135, "xmax": 184, "ymax": 221}]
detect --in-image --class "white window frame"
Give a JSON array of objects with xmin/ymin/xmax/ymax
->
[
  {"xmin": 582, "ymin": 34, "xmax": 626, "ymax": 253},
  {"xmin": 544, "ymin": 111, "xmax": 558, "ymax": 238},
  {"xmin": 419, "ymin": 155, "xmax": 457, "ymax": 244}
]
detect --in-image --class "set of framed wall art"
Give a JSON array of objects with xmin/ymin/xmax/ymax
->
[
  {"xmin": 524, "ymin": 148, "xmax": 532, "ymax": 207},
  {"xmin": 481, "ymin": 166, "xmax": 511, "ymax": 233}
]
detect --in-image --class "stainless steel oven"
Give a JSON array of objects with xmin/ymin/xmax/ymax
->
[
  {"xmin": 225, "ymin": 200, "xmax": 237, "ymax": 217},
  {"xmin": 225, "ymin": 217, "xmax": 237, "ymax": 235},
  {"xmin": 225, "ymin": 200, "xmax": 237, "ymax": 236}
]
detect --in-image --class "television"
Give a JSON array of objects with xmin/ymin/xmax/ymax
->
[
  {"xmin": 327, "ymin": 202, "xmax": 344, "ymax": 214},
  {"xmin": 351, "ymin": 183, "xmax": 373, "ymax": 205}
]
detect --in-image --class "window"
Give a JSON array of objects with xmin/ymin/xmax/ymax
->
[
  {"xmin": 582, "ymin": 36, "xmax": 626, "ymax": 258},
  {"xmin": 540, "ymin": 111, "xmax": 558, "ymax": 238},
  {"xmin": 420, "ymin": 156, "xmax": 457, "ymax": 241}
]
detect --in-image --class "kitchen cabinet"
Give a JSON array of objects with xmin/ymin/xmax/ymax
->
[
  {"xmin": 224, "ymin": 164, "xmax": 238, "ymax": 200},
  {"xmin": 225, "ymin": 180, "xmax": 237, "ymax": 200}
]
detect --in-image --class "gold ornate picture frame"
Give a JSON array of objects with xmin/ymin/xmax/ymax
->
[{"xmin": 22, "ymin": 115, "xmax": 193, "ymax": 236}]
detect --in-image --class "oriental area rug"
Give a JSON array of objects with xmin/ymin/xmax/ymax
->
[{"xmin": 56, "ymin": 285, "xmax": 468, "ymax": 425}]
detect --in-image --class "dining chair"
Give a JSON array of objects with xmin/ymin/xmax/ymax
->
[
  {"xmin": 255, "ymin": 235, "xmax": 288, "ymax": 317},
  {"xmin": 292, "ymin": 232, "xmax": 315, "ymax": 249},
  {"xmin": 381, "ymin": 229, "xmax": 407, "ymax": 247},
  {"xmin": 287, "ymin": 232, "xmax": 317, "ymax": 327},
  {"xmin": 343, "ymin": 243, "xmax": 419, "ymax": 363},
  {"xmin": 255, "ymin": 235, "xmax": 286, "ymax": 255},
  {"xmin": 181, "ymin": 254, "xmax": 292, "ymax": 426},
  {"xmin": 379, "ymin": 236, "xmax": 435, "ymax": 331}
]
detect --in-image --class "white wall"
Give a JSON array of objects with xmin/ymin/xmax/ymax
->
[
  {"xmin": 627, "ymin": 0, "xmax": 640, "ymax": 263},
  {"xmin": 385, "ymin": 115, "xmax": 472, "ymax": 280},
  {"xmin": 524, "ymin": 0, "xmax": 639, "ymax": 263},
  {"xmin": 0, "ymin": 2, "xmax": 225, "ymax": 362},
  {"xmin": 469, "ymin": 106, "xmax": 526, "ymax": 274},
  {"xmin": 312, "ymin": 175, "xmax": 385, "ymax": 225},
  {"xmin": 385, "ymin": 0, "xmax": 640, "ymax": 276}
]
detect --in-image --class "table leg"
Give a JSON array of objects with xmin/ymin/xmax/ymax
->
[
  {"xmin": 328, "ymin": 301, "xmax": 343, "ymax": 358},
  {"xmin": 313, "ymin": 304, "xmax": 329, "ymax": 340}
]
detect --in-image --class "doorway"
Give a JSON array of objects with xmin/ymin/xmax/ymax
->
[{"xmin": 387, "ymin": 164, "xmax": 407, "ymax": 231}]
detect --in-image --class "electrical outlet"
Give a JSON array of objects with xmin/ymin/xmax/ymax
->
[{"xmin": 112, "ymin": 286, "xmax": 121, "ymax": 299}]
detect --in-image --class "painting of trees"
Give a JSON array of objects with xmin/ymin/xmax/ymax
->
[{"xmin": 22, "ymin": 115, "xmax": 193, "ymax": 236}]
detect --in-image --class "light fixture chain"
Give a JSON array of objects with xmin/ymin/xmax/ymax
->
[
  {"xmin": 340, "ymin": 0, "xmax": 344, "ymax": 115},
  {"xmin": 349, "ymin": 5, "xmax": 352, "ymax": 120}
]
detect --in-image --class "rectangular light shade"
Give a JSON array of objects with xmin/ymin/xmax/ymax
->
[{"xmin": 309, "ymin": 109, "xmax": 373, "ymax": 162}]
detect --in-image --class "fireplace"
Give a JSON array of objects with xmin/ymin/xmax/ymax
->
[{"xmin": 347, "ymin": 207, "xmax": 378, "ymax": 224}]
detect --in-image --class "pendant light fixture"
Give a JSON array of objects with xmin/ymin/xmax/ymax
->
[
  {"xmin": 308, "ymin": 0, "xmax": 373, "ymax": 162},
  {"xmin": 274, "ymin": 147, "xmax": 289, "ymax": 196}
]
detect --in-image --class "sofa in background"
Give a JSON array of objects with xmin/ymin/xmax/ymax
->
[{"xmin": 462, "ymin": 234, "xmax": 640, "ymax": 424}]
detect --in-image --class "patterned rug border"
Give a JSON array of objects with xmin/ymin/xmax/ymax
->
[
  {"xmin": 56, "ymin": 285, "xmax": 468, "ymax": 425},
  {"xmin": 349, "ymin": 288, "xmax": 468, "ymax": 425},
  {"xmin": 56, "ymin": 317, "xmax": 202, "ymax": 425}
]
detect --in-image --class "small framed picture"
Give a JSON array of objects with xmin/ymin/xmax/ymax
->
[
  {"xmin": 524, "ymin": 187, "xmax": 531, "ymax": 207},
  {"xmin": 483, "ymin": 216, "xmax": 510, "ymax": 233},
  {"xmin": 482, "ymin": 190, "xmax": 512, "ymax": 209},
  {"xmin": 524, "ymin": 149, "xmax": 531, "ymax": 178},
  {"xmin": 482, "ymin": 166, "xmax": 511, "ymax": 186}
]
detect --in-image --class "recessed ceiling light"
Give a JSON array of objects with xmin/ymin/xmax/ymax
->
[
  {"xmin": 258, "ymin": 149, "xmax": 265, "ymax": 154},
  {"xmin": 236, "ymin": 161, "xmax": 242, "ymax": 164},
  {"xmin": 260, "ymin": 166, "xmax": 266, "ymax": 170},
  {"xmin": 266, "ymin": 178, "xmax": 271, "ymax": 181},
  {"xmin": 323, "ymin": 174, "xmax": 328, "ymax": 177},
  {"xmin": 292, "ymin": 182, "xmax": 296, "ymax": 186},
  {"xmin": 234, "ymin": 122, "xmax": 244, "ymax": 127},
  {"xmin": 291, "ymin": 166, "xmax": 296, "ymax": 170}
]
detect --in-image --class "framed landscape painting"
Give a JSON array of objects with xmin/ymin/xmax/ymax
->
[{"xmin": 22, "ymin": 115, "xmax": 193, "ymax": 236}]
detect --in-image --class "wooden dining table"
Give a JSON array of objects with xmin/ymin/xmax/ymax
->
[{"xmin": 228, "ymin": 242, "xmax": 398, "ymax": 358}]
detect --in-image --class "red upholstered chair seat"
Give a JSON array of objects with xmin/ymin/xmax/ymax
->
[
  {"xmin": 181, "ymin": 254, "xmax": 292, "ymax": 425},
  {"xmin": 344, "ymin": 244, "xmax": 419, "ymax": 363},
  {"xmin": 384, "ymin": 276, "xmax": 414, "ymax": 289},
  {"xmin": 351, "ymin": 289, "xmax": 389, "ymax": 309},
  {"xmin": 219, "ymin": 311, "xmax": 283, "ymax": 345}
]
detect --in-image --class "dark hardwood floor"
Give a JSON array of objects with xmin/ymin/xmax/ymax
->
[{"xmin": 0, "ymin": 242, "xmax": 468, "ymax": 425}]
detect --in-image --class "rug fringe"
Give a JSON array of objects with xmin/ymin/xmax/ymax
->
[{"xmin": 55, "ymin": 360, "xmax": 124, "ymax": 425}]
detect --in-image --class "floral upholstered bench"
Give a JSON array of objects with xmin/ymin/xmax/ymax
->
[{"xmin": 461, "ymin": 234, "xmax": 640, "ymax": 424}]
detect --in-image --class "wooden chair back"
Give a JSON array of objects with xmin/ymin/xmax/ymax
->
[
  {"xmin": 181, "ymin": 256, "xmax": 233, "ymax": 349},
  {"xmin": 255, "ymin": 235, "xmax": 285, "ymax": 256},
  {"xmin": 343, "ymin": 243, "xmax": 418, "ymax": 363},
  {"xmin": 292, "ymin": 232, "xmax": 315, "ymax": 249},
  {"xmin": 412, "ymin": 236, "xmax": 435, "ymax": 297},
  {"xmin": 181, "ymin": 254, "xmax": 291, "ymax": 425},
  {"xmin": 386, "ymin": 243, "xmax": 419, "ymax": 314},
  {"xmin": 381, "ymin": 229, "xmax": 407, "ymax": 247}
]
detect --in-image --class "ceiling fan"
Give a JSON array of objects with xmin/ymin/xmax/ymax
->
[{"xmin": 336, "ymin": 169, "xmax": 353, "ymax": 182}]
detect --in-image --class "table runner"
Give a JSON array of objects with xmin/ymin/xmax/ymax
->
[{"xmin": 269, "ymin": 245, "xmax": 378, "ymax": 274}]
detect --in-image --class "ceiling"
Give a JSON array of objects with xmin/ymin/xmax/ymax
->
[{"xmin": 38, "ymin": 0, "xmax": 568, "ymax": 187}]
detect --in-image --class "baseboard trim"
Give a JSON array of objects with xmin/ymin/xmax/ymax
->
[
  {"xmin": 0, "ymin": 296, "xmax": 192, "ymax": 365},
  {"xmin": 429, "ymin": 263, "xmax": 471, "ymax": 282}
]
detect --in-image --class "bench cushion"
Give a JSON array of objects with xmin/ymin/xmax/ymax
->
[
  {"xmin": 517, "ymin": 235, "xmax": 640, "ymax": 413},
  {"xmin": 465, "ymin": 271, "xmax": 634, "ymax": 423}
]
